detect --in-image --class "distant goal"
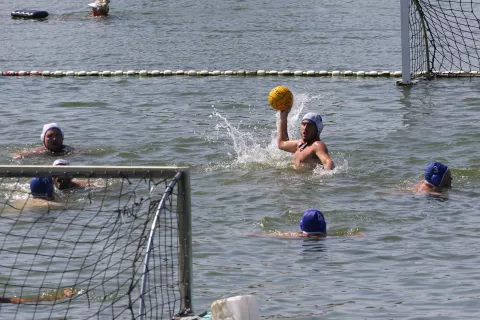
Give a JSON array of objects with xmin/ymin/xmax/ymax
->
[
  {"xmin": 0, "ymin": 165, "xmax": 192, "ymax": 320},
  {"xmin": 400, "ymin": 0, "xmax": 480, "ymax": 84}
]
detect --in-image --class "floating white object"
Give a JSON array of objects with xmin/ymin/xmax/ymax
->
[
  {"xmin": 164, "ymin": 70, "xmax": 173, "ymax": 76},
  {"xmin": 210, "ymin": 295, "xmax": 260, "ymax": 320},
  {"xmin": 332, "ymin": 70, "xmax": 340, "ymax": 76}
]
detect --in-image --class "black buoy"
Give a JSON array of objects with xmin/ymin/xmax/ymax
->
[{"xmin": 11, "ymin": 10, "xmax": 49, "ymax": 19}]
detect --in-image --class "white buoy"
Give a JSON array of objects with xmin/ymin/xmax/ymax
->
[
  {"xmin": 54, "ymin": 71, "xmax": 63, "ymax": 77},
  {"xmin": 211, "ymin": 295, "xmax": 260, "ymax": 320},
  {"xmin": 281, "ymin": 70, "xmax": 292, "ymax": 76},
  {"xmin": 344, "ymin": 70, "xmax": 353, "ymax": 76},
  {"xmin": 175, "ymin": 70, "xmax": 184, "ymax": 75},
  {"xmin": 306, "ymin": 70, "xmax": 315, "ymax": 76},
  {"xmin": 78, "ymin": 71, "xmax": 87, "ymax": 76},
  {"xmin": 357, "ymin": 71, "xmax": 366, "ymax": 76},
  {"xmin": 294, "ymin": 70, "xmax": 303, "ymax": 76},
  {"xmin": 18, "ymin": 71, "xmax": 27, "ymax": 76},
  {"xmin": 257, "ymin": 70, "xmax": 266, "ymax": 76},
  {"xmin": 224, "ymin": 70, "xmax": 233, "ymax": 75},
  {"xmin": 368, "ymin": 71, "xmax": 378, "ymax": 76},
  {"xmin": 151, "ymin": 70, "xmax": 161, "ymax": 76},
  {"xmin": 42, "ymin": 71, "xmax": 51, "ymax": 76},
  {"xmin": 200, "ymin": 70, "xmax": 209, "ymax": 76},
  {"xmin": 126, "ymin": 70, "xmax": 136, "ymax": 76},
  {"xmin": 164, "ymin": 70, "xmax": 173, "ymax": 76},
  {"xmin": 90, "ymin": 71, "xmax": 100, "ymax": 76},
  {"xmin": 114, "ymin": 70, "xmax": 123, "ymax": 76},
  {"xmin": 187, "ymin": 70, "xmax": 197, "ymax": 76},
  {"xmin": 318, "ymin": 70, "xmax": 328, "ymax": 76},
  {"xmin": 65, "ymin": 71, "xmax": 75, "ymax": 76},
  {"xmin": 332, "ymin": 70, "xmax": 341, "ymax": 76},
  {"xmin": 138, "ymin": 70, "xmax": 148, "ymax": 76},
  {"xmin": 212, "ymin": 70, "xmax": 221, "ymax": 76},
  {"xmin": 393, "ymin": 71, "xmax": 402, "ymax": 77},
  {"xmin": 30, "ymin": 70, "xmax": 39, "ymax": 75},
  {"xmin": 268, "ymin": 70, "xmax": 278, "ymax": 75}
]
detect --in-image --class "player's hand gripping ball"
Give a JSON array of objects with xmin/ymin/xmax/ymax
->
[{"xmin": 268, "ymin": 86, "xmax": 293, "ymax": 111}]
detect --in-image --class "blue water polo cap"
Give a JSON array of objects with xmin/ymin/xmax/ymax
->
[
  {"xmin": 302, "ymin": 113, "xmax": 324, "ymax": 137},
  {"xmin": 300, "ymin": 209, "xmax": 326, "ymax": 235},
  {"xmin": 30, "ymin": 177, "xmax": 54, "ymax": 199},
  {"xmin": 424, "ymin": 161, "xmax": 449, "ymax": 187}
]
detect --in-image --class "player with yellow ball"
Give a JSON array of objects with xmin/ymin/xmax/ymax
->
[{"xmin": 269, "ymin": 86, "xmax": 335, "ymax": 170}]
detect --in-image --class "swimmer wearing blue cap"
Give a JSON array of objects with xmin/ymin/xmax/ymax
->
[
  {"xmin": 30, "ymin": 177, "xmax": 55, "ymax": 200},
  {"xmin": 413, "ymin": 161, "xmax": 452, "ymax": 194},
  {"xmin": 277, "ymin": 110, "xmax": 334, "ymax": 170},
  {"xmin": 12, "ymin": 123, "xmax": 75, "ymax": 159}
]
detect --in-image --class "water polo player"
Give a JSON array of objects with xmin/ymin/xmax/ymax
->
[
  {"xmin": 413, "ymin": 161, "xmax": 452, "ymax": 194},
  {"xmin": 277, "ymin": 110, "xmax": 334, "ymax": 170}
]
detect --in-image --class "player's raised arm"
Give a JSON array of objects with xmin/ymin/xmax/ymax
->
[
  {"xmin": 269, "ymin": 86, "xmax": 298, "ymax": 153},
  {"xmin": 277, "ymin": 110, "xmax": 299, "ymax": 152}
]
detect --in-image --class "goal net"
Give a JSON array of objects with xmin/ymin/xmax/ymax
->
[
  {"xmin": 401, "ymin": 0, "xmax": 480, "ymax": 82},
  {"xmin": 0, "ymin": 165, "xmax": 192, "ymax": 320}
]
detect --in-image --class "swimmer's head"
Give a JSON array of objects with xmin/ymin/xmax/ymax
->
[
  {"xmin": 30, "ymin": 177, "xmax": 54, "ymax": 200},
  {"xmin": 41, "ymin": 123, "xmax": 64, "ymax": 151},
  {"xmin": 302, "ymin": 113, "xmax": 324, "ymax": 137},
  {"xmin": 88, "ymin": 0, "xmax": 110, "ymax": 16},
  {"xmin": 425, "ymin": 161, "xmax": 451, "ymax": 187},
  {"xmin": 53, "ymin": 159, "xmax": 69, "ymax": 166},
  {"xmin": 300, "ymin": 209, "xmax": 326, "ymax": 235},
  {"xmin": 52, "ymin": 159, "xmax": 72, "ymax": 189}
]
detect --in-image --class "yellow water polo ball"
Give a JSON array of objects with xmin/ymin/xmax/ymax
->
[{"xmin": 268, "ymin": 86, "xmax": 293, "ymax": 111}]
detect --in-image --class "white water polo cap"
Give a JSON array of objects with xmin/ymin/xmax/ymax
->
[
  {"xmin": 41, "ymin": 123, "xmax": 63, "ymax": 143},
  {"xmin": 302, "ymin": 112, "xmax": 324, "ymax": 137},
  {"xmin": 88, "ymin": 0, "xmax": 110, "ymax": 9}
]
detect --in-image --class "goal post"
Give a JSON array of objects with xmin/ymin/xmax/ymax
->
[
  {"xmin": 0, "ymin": 165, "xmax": 193, "ymax": 320},
  {"xmin": 400, "ymin": 0, "xmax": 480, "ymax": 83}
]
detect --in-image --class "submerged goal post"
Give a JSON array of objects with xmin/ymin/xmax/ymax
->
[{"xmin": 0, "ymin": 165, "xmax": 192, "ymax": 320}]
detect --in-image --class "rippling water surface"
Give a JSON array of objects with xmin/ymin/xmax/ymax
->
[{"xmin": 1, "ymin": 0, "xmax": 480, "ymax": 319}]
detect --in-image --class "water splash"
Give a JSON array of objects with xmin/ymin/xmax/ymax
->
[{"xmin": 205, "ymin": 92, "xmax": 347, "ymax": 178}]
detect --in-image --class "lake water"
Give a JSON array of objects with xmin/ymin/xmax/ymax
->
[{"xmin": 1, "ymin": 0, "xmax": 480, "ymax": 319}]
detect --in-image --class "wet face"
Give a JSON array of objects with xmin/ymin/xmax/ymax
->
[
  {"xmin": 301, "ymin": 120, "xmax": 317, "ymax": 141},
  {"xmin": 92, "ymin": 7, "xmax": 108, "ymax": 16},
  {"xmin": 44, "ymin": 128, "xmax": 64, "ymax": 152},
  {"xmin": 54, "ymin": 177, "xmax": 73, "ymax": 190}
]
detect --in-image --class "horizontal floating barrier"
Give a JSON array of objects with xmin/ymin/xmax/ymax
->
[
  {"xmin": 1, "ymin": 69, "xmax": 404, "ymax": 77},
  {"xmin": 2, "ymin": 70, "xmax": 479, "ymax": 78}
]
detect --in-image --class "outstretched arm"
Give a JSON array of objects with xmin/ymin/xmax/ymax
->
[{"xmin": 277, "ymin": 110, "xmax": 299, "ymax": 153}]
